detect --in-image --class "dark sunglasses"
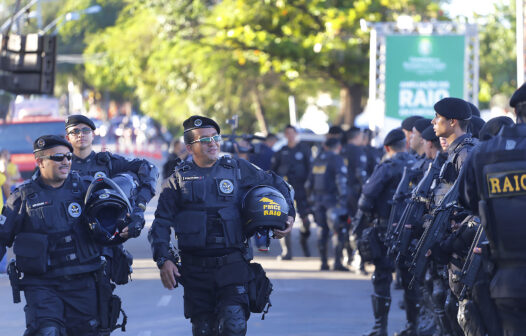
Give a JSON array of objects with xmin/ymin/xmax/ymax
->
[
  {"xmin": 41, "ymin": 152, "xmax": 73, "ymax": 162},
  {"xmin": 68, "ymin": 127, "xmax": 92, "ymax": 136},
  {"xmin": 190, "ymin": 135, "xmax": 222, "ymax": 144}
]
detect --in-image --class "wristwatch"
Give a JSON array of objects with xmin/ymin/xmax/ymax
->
[{"xmin": 156, "ymin": 257, "xmax": 168, "ymax": 269}]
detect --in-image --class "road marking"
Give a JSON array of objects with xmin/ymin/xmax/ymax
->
[{"xmin": 157, "ymin": 295, "xmax": 172, "ymax": 307}]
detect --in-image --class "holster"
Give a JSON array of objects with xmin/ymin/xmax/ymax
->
[
  {"xmin": 248, "ymin": 262, "xmax": 273, "ymax": 319},
  {"xmin": 111, "ymin": 247, "xmax": 133, "ymax": 285},
  {"xmin": 13, "ymin": 232, "xmax": 48, "ymax": 275},
  {"xmin": 357, "ymin": 227, "xmax": 385, "ymax": 262},
  {"xmin": 7, "ymin": 259, "xmax": 21, "ymax": 303}
]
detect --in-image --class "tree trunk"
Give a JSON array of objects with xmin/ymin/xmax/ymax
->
[
  {"xmin": 251, "ymin": 89, "xmax": 268, "ymax": 134},
  {"xmin": 338, "ymin": 83, "xmax": 364, "ymax": 127}
]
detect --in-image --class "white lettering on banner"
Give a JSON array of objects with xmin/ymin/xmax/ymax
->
[{"xmin": 399, "ymin": 88, "xmax": 449, "ymax": 108}]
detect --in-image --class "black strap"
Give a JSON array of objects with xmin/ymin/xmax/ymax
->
[{"xmin": 182, "ymin": 252, "xmax": 244, "ymax": 267}]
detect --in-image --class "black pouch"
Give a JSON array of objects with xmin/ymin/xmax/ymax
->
[
  {"xmin": 174, "ymin": 211, "xmax": 207, "ymax": 249},
  {"xmin": 13, "ymin": 232, "xmax": 48, "ymax": 275},
  {"xmin": 111, "ymin": 247, "xmax": 133, "ymax": 285},
  {"xmin": 357, "ymin": 227, "xmax": 384, "ymax": 262},
  {"xmin": 109, "ymin": 294, "xmax": 127, "ymax": 332},
  {"xmin": 248, "ymin": 262, "xmax": 273, "ymax": 319}
]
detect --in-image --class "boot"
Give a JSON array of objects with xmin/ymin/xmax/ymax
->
[
  {"xmin": 299, "ymin": 228, "xmax": 311, "ymax": 257},
  {"xmin": 319, "ymin": 245, "xmax": 329, "ymax": 271},
  {"xmin": 332, "ymin": 235, "xmax": 349, "ymax": 271},
  {"xmin": 278, "ymin": 234, "xmax": 292, "ymax": 260},
  {"xmin": 362, "ymin": 294, "xmax": 390, "ymax": 336},
  {"xmin": 394, "ymin": 294, "xmax": 419, "ymax": 336}
]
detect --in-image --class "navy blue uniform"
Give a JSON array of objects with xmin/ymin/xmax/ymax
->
[
  {"xmin": 149, "ymin": 156, "xmax": 295, "ymax": 335},
  {"xmin": 0, "ymin": 173, "xmax": 101, "ymax": 335}
]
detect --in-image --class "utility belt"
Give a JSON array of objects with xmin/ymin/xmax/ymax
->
[{"xmin": 181, "ymin": 251, "xmax": 245, "ymax": 268}]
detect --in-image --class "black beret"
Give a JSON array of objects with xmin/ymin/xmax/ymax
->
[
  {"xmin": 510, "ymin": 82, "xmax": 526, "ymax": 108},
  {"xmin": 414, "ymin": 118, "xmax": 433, "ymax": 134},
  {"xmin": 421, "ymin": 125, "xmax": 438, "ymax": 141},
  {"xmin": 383, "ymin": 128, "xmax": 405, "ymax": 147},
  {"xmin": 467, "ymin": 102, "xmax": 480, "ymax": 117},
  {"xmin": 401, "ymin": 116, "xmax": 423, "ymax": 131},
  {"xmin": 469, "ymin": 116, "xmax": 486, "ymax": 139},
  {"xmin": 479, "ymin": 116, "xmax": 515, "ymax": 141},
  {"xmin": 33, "ymin": 135, "xmax": 73, "ymax": 153},
  {"xmin": 183, "ymin": 115, "xmax": 220, "ymax": 134},
  {"xmin": 65, "ymin": 114, "xmax": 96, "ymax": 130},
  {"xmin": 433, "ymin": 97, "xmax": 472, "ymax": 120}
]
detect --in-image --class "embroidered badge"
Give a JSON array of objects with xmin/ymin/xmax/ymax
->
[
  {"xmin": 194, "ymin": 119, "xmax": 203, "ymax": 127},
  {"xmin": 37, "ymin": 138, "xmax": 45, "ymax": 148},
  {"xmin": 219, "ymin": 179, "xmax": 234, "ymax": 194},
  {"xmin": 0, "ymin": 214, "xmax": 6, "ymax": 225},
  {"xmin": 294, "ymin": 152, "xmax": 303, "ymax": 160},
  {"xmin": 94, "ymin": 171, "xmax": 107, "ymax": 178},
  {"xmin": 68, "ymin": 202, "xmax": 82, "ymax": 218}
]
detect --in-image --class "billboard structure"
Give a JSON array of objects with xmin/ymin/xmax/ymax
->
[{"xmin": 366, "ymin": 22, "xmax": 478, "ymax": 133}]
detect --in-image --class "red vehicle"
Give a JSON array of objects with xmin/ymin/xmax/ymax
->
[{"xmin": 0, "ymin": 117, "xmax": 66, "ymax": 179}]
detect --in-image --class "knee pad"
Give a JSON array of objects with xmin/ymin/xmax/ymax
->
[
  {"xmin": 191, "ymin": 314, "xmax": 216, "ymax": 336},
  {"xmin": 217, "ymin": 305, "xmax": 247, "ymax": 336}
]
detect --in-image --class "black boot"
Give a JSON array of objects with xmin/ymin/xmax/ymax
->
[
  {"xmin": 363, "ymin": 294, "xmax": 390, "ymax": 336},
  {"xmin": 332, "ymin": 233, "xmax": 349, "ymax": 271},
  {"xmin": 278, "ymin": 234, "xmax": 292, "ymax": 260},
  {"xmin": 319, "ymin": 245, "xmax": 329, "ymax": 270},
  {"xmin": 299, "ymin": 225, "xmax": 311, "ymax": 257},
  {"xmin": 394, "ymin": 294, "xmax": 419, "ymax": 336}
]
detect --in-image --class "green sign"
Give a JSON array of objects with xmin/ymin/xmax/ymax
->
[{"xmin": 385, "ymin": 35, "xmax": 465, "ymax": 120}]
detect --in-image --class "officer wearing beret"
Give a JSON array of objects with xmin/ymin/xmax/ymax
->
[
  {"xmin": 421, "ymin": 125, "xmax": 442, "ymax": 160},
  {"xmin": 307, "ymin": 137, "xmax": 349, "ymax": 271},
  {"xmin": 271, "ymin": 125, "xmax": 312, "ymax": 259},
  {"xmin": 149, "ymin": 115, "xmax": 295, "ymax": 335},
  {"xmin": 402, "ymin": 116, "xmax": 423, "ymax": 153},
  {"xmin": 459, "ymin": 83, "xmax": 526, "ymax": 335},
  {"xmin": 357, "ymin": 128, "xmax": 415, "ymax": 336},
  {"xmin": 0, "ymin": 135, "xmax": 103, "ymax": 335}
]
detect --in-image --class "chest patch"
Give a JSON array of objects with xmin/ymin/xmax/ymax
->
[
  {"xmin": 219, "ymin": 179, "xmax": 234, "ymax": 194},
  {"xmin": 294, "ymin": 152, "xmax": 303, "ymax": 160},
  {"xmin": 486, "ymin": 170, "xmax": 526, "ymax": 198},
  {"xmin": 0, "ymin": 214, "xmax": 6, "ymax": 225},
  {"xmin": 31, "ymin": 201, "xmax": 52, "ymax": 209},
  {"xmin": 182, "ymin": 176, "xmax": 203, "ymax": 181},
  {"xmin": 312, "ymin": 165, "xmax": 327, "ymax": 174},
  {"xmin": 94, "ymin": 171, "xmax": 107, "ymax": 178},
  {"xmin": 68, "ymin": 202, "xmax": 82, "ymax": 218}
]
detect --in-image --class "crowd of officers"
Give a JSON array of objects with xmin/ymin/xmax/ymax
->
[{"xmin": 269, "ymin": 89, "xmax": 526, "ymax": 336}]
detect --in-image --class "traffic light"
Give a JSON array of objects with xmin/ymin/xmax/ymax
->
[{"xmin": 0, "ymin": 34, "xmax": 56, "ymax": 95}]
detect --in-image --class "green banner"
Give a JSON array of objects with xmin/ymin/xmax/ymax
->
[{"xmin": 385, "ymin": 35, "xmax": 465, "ymax": 120}]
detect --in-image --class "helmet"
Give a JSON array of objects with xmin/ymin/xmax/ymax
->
[
  {"xmin": 84, "ymin": 173, "xmax": 138, "ymax": 245},
  {"xmin": 241, "ymin": 185, "xmax": 289, "ymax": 238}
]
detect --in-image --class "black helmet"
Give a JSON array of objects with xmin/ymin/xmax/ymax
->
[
  {"xmin": 241, "ymin": 185, "xmax": 289, "ymax": 238},
  {"xmin": 84, "ymin": 173, "xmax": 138, "ymax": 245}
]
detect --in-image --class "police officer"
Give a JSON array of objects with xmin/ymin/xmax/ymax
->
[
  {"xmin": 460, "ymin": 83, "xmax": 526, "ymax": 335},
  {"xmin": 0, "ymin": 135, "xmax": 102, "ymax": 335},
  {"xmin": 358, "ymin": 128, "xmax": 415, "ymax": 336},
  {"xmin": 65, "ymin": 115, "xmax": 158, "ymax": 282},
  {"xmin": 271, "ymin": 125, "xmax": 312, "ymax": 259},
  {"xmin": 402, "ymin": 116, "xmax": 423, "ymax": 154},
  {"xmin": 308, "ymin": 138, "xmax": 349, "ymax": 271},
  {"xmin": 148, "ymin": 116, "xmax": 295, "ymax": 336}
]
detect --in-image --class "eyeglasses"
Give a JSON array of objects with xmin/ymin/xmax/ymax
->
[
  {"xmin": 41, "ymin": 153, "xmax": 73, "ymax": 162},
  {"xmin": 67, "ymin": 127, "xmax": 92, "ymax": 136},
  {"xmin": 190, "ymin": 135, "xmax": 222, "ymax": 144}
]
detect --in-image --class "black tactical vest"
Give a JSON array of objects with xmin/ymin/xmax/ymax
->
[
  {"xmin": 473, "ymin": 125, "xmax": 526, "ymax": 264},
  {"xmin": 71, "ymin": 151, "xmax": 112, "ymax": 179},
  {"xmin": 15, "ymin": 173, "xmax": 100, "ymax": 278},
  {"xmin": 275, "ymin": 144, "xmax": 309, "ymax": 182},
  {"xmin": 172, "ymin": 157, "xmax": 245, "ymax": 251}
]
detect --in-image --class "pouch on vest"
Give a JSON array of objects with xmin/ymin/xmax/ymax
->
[
  {"xmin": 218, "ymin": 207, "xmax": 243, "ymax": 246},
  {"xmin": 13, "ymin": 232, "xmax": 49, "ymax": 275},
  {"xmin": 174, "ymin": 211, "xmax": 207, "ymax": 249},
  {"xmin": 248, "ymin": 262, "xmax": 273, "ymax": 319},
  {"xmin": 357, "ymin": 227, "xmax": 384, "ymax": 262},
  {"xmin": 111, "ymin": 247, "xmax": 133, "ymax": 285},
  {"xmin": 180, "ymin": 179, "xmax": 206, "ymax": 203}
]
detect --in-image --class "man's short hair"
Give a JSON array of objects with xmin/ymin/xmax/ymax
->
[
  {"xmin": 266, "ymin": 133, "xmax": 277, "ymax": 141},
  {"xmin": 458, "ymin": 119, "xmax": 470, "ymax": 131},
  {"xmin": 388, "ymin": 139, "xmax": 406, "ymax": 152},
  {"xmin": 183, "ymin": 130, "xmax": 196, "ymax": 145},
  {"xmin": 345, "ymin": 127, "xmax": 362, "ymax": 141},
  {"xmin": 284, "ymin": 124, "xmax": 297, "ymax": 132}
]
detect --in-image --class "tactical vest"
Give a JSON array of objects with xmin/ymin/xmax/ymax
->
[
  {"xmin": 14, "ymin": 173, "xmax": 100, "ymax": 278},
  {"xmin": 275, "ymin": 145, "xmax": 309, "ymax": 182},
  {"xmin": 72, "ymin": 151, "xmax": 113, "ymax": 179},
  {"xmin": 172, "ymin": 157, "xmax": 245, "ymax": 251},
  {"xmin": 474, "ymin": 125, "xmax": 526, "ymax": 264}
]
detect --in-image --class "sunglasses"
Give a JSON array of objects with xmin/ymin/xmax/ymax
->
[
  {"xmin": 190, "ymin": 135, "xmax": 222, "ymax": 144},
  {"xmin": 41, "ymin": 153, "xmax": 73, "ymax": 162},
  {"xmin": 68, "ymin": 127, "xmax": 92, "ymax": 136}
]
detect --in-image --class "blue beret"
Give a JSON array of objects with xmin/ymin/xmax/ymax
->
[
  {"xmin": 421, "ymin": 125, "xmax": 438, "ymax": 141},
  {"xmin": 65, "ymin": 114, "xmax": 96, "ymax": 130},
  {"xmin": 510, "ymin": 82, "xmax": 526, "ymax": 108},
  {"xmin": 383, "ymin": 128, "xmax": 405, "ymax": 146},
  {"xmin": 434, "ymin": 97, "xmax": 472, "ymax": 120},
  {"xmin": 401, "ymin": 116, "xmax": 423, "ymax": 131},
  {"xmin": 414, "ymin": 118, "xmax": 433, "ymax": 134},
  {"xmin": 33, "ymin": 135, "xmax": 73, "ymax": 153},
  {"xmin": 467, "ymin": 102, "xmax": 480, "ymax": 117},
  {"xmin": 183, "ymin": 115, "xmax": 220, "ymax": 134}
]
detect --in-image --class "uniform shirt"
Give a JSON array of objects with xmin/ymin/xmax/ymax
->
[{"xmin": 271, "ymin": 142, "xmax": 311, "ymax": 184}]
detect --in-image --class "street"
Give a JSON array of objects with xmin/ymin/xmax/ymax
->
[{"xmin": 0, "ymin": 197, "xmax": 406, "ymax": 336}]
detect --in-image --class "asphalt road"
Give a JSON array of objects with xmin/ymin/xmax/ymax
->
[{"xmin": 0, "ymin": 188, "xmax": 407, "ymax": 335}]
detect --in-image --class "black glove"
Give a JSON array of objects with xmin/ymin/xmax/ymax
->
[{"xmin": 126, "ymin": 209, "xmax": 145, "ymax": 238}]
